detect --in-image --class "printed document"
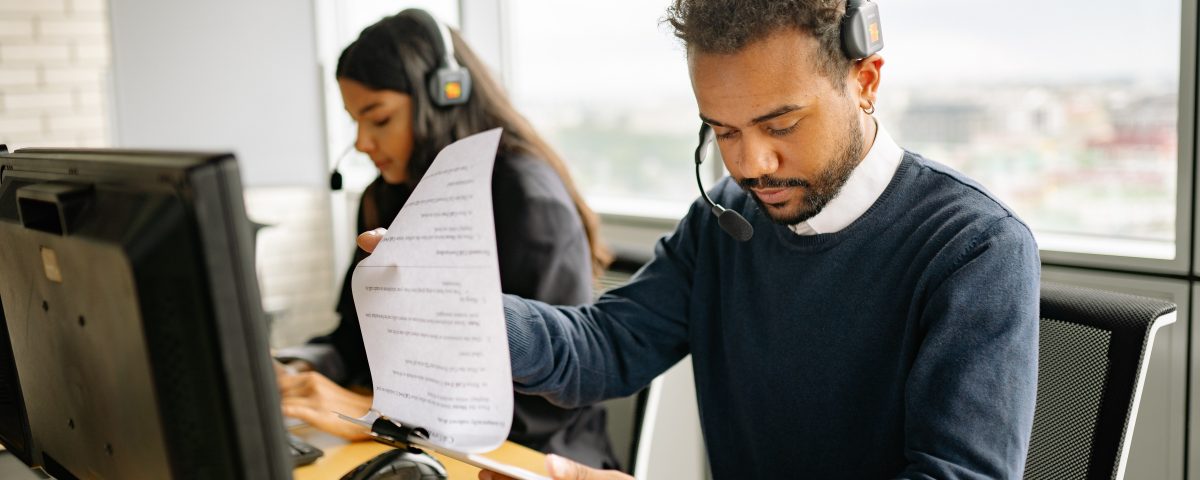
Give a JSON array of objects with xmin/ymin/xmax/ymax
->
[{"xmin": 350, "ymin": 128, "xmax": 514, "ymax": 453}]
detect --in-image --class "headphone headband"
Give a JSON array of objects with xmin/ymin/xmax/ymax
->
[
  {"xmin": 401, "ymin": 8, "xmax": 472, "ymax": 107},
  {"xmin": 434, "ymin": 20, "xmax": 460, "ymax": 70}
]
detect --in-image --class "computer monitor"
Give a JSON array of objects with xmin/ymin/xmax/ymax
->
[{"xmin": 0, "ymin": 146, "xmax": 291, "ymax": 479}]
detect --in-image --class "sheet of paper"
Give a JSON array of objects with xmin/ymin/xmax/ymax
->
[
  {"xmin": 351, "ymin": 128, "xmax": 511, "ymax": 453},
  {"xmin": 408, "ymin": 436, "xmax": 550, "ymax": 480}
]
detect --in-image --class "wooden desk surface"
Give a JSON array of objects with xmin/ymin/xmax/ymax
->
[{"xmin": 291, "ymin": 425, "xmax": 549, "ymax": 480}]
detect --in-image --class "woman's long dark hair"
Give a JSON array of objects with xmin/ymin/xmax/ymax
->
[{"xmin": 337, "ymin": 10, "xmax": 611, "ymax": 275}]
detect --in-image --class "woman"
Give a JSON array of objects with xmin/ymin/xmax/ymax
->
[{"xmin": 275, "ymin": 9, "xmax": 619, "ymax": 469}]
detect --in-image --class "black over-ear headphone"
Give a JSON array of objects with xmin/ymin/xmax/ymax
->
[
  {"xmin": 693, "ymin": 0, "xmax": 884, "ymax": 241},
  {"xmin": 405, "ymin": 8, "xmax": 472, "ymax": 107}
]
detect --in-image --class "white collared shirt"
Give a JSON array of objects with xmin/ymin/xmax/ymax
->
[{"xmin": 789, "ymin": 123, "xmax": 904, "ymax": 236}]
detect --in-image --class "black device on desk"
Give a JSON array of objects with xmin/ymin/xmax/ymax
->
[
  {"xmin": 0, "ymin": 146, "xmax": 294, "ymax": 479},
  {"xmin": 337, "ymin": 416, "xmax": 450, "ymax": 480},
  {"xmin": 342, "ymin": 448, "xmax": 447, "ymax": 480},
  {"xmin": 288, "ymin": 433, "xmax": 324, "ymax": 468}
]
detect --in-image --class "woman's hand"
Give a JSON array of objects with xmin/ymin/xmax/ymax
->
[
  {"xmin": 275, "ymin": 365, "xmax": 373, "ymax": 440},
  {"xmin": 358, "ymin": 227, "xmax": 387, "ymax": 253},
  {"xmin": 270, "ymin": 228, "xmax": 384, "ymax": 439},
  {"xmin": 478, "ymin": 454, "xmax": 634, "ymax": 480}
]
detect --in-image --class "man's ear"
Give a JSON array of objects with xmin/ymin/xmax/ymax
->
[{"xmin": 853, "ymin": 54, "xmax": 884, "ymax": 110}]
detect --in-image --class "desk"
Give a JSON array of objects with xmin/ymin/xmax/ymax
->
[{"xmin": 291, "ymin": 425, "xmax": 549, "ymax": 480}]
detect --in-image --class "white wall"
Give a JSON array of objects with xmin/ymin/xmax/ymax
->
[
  {"xmin": 0, "ymin": 0, "xmax": 112, "ymax": 149},
  {"xmin": 107, "ymin": 0, "xmax": 325, "ymax": 187}
]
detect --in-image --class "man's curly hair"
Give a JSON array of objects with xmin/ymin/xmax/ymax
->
[{"xmin": 665, "ymin": 0, "xmax": 852, "ymax": 84}]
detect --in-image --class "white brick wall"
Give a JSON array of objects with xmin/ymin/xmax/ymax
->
[
  {"xmin": 2, "ymin": 44, "xmax": 71, "ymax": 62},
  {"xmin": 0, "ymin": 0, "xmax": 67, "ymax": 14},
  {"xmin": 0, "ymin": 19, "xmax": 34, "ymax": 38},
  {"xmin": 40, "ymin": 18, "xmax": 109, "ymax": 38},
  {"xmin": 245, "ymin": 187, "xmax": 340, "ymax": 348},
  {"xmin": 0, "ymin": 114, "xmax": 43, "ymax": 134},
  {"xmin": 3, "ymin": 91, "xmax": 73, "ymax": 110},
  {"xmin": 0, "ymin": 0, "xmax": 110, "ymax": 149},
  {"xmin": 0, "ymin": 67, "xmax": 36, "ymax": 86},
  {"xmin": 1, "ymin": 1, "xmax": 340, "ymax": 351},
  {"xmin": 43, "ymin": 66, "xmax": 101, "ymax": 85},
  {"xmin": 72, "ymin": 0, "xmax": 104, "ymax": 14}
]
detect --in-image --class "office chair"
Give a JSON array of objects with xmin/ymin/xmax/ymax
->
[
  {"xmin": 1024, "ymin": 282, "xmax": 1177, "ymax": 480},
  {"xmin": 594, "ymin": 263, "xmax": 647, "ymax": 473},
  {"xmin": 595, "ymin": 260, "xmax": 708, "ymax": 479}
]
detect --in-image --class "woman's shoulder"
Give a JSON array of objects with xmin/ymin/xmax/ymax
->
[{"xmin": 492, "ymin": 150, "xmax": 574, "ymax": 205}]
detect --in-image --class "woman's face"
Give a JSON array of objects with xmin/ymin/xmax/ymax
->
[{"xmin": 338, "ymin": 78, "xmax": 415, "ymax": 184}]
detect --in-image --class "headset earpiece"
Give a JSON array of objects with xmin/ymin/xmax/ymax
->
[
  {"xmin": 841, "ymin": 0, "xmax": 883, "ymax": 60},
  {"xmin": 405, "ymin": 9, "xmax": 472, "ymax": 107},
  {"xmin": 428, "ymin": 66, "xmax": 471, "ymax": 107}
]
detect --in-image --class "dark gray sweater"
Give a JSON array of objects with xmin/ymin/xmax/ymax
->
[{"xmin": 503, "ymin": 152, "xmax": 1040, "ymax": 478}]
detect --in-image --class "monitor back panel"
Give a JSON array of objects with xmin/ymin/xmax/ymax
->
[
  {"xmin": 0, "ymin": 149, "xmax": 290, "ymax": 480},
  {"xmin": 0, "ymin": 225, "xmax": 174, "ymax": 479}
]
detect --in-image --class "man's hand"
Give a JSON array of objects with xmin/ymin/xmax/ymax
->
[
  {"xmin": 357, "ymin": 227, "xmax": 387, "ymax": 253},
  {"xmin": 477, "ymin": 454, "xmax": 634, "ymax": 480},
  {"xmin": 275, "ymin": 365, "xmax": 373, "ymax": 440}
]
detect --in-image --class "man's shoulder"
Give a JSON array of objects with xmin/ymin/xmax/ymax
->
[
  {"xmin": 901, "ymin": 152, "xmax": 1037, "ymax": 256},
  {"xmin": 906, "ymin": 152, "xmax": 1028, "ymax": 225}
]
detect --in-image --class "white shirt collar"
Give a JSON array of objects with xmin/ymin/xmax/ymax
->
[{"xmin": 789, "ymin": 122, "xmax": 904, "ymax": 236}]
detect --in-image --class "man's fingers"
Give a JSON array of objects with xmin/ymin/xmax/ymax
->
[
  {"xmin": 547, "ymin": 455, "xmax": 584, "ymax": 480},
  {"xmin": 357, "ymin": 228, "xmax": 387, "ymax": 253},
  {"xmin": 478, "ymin": 470, "xmax": 517, "ymax": 480},
  {"xmin": 546, "ymin": 454, "xmax": 632, "ymax": 480}
]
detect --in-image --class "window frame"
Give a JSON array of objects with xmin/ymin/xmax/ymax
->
[{"xmin": 1029, "ymin": 0, "xmax": 1197, "ymax": 276}]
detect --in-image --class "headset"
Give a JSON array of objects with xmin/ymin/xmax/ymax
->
[
  {"xmin": 406, "ymin": 8, "xmax": 473, "ymax": 108},
  {"xmin": 693, "ymin": 0, "xmax": 884, "ymax": 241},
  {"xmin": 841, "ymin": 0, "xmax": 884, "ymax": 61},
  {"xmin": 331, "ymin": 9, "xmax": 473, "ymax": 191}
]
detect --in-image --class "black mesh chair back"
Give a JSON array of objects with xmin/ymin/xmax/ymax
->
[{"xmin": 1024, "ymin": 282, "xmax": 1176, "ymax": 480}]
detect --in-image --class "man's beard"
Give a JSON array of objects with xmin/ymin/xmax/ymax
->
[{"xmin": 740, "ymin": 115, "xmax": 865, "ymax": 226}]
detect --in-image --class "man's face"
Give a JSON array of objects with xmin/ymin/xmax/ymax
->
[{"xmin": 690, "ymin": 29, "xmax": 869, "ymax": 225}]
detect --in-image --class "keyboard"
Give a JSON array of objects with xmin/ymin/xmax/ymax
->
[{"xmin": 288, "ymin": 433, "xmax": 324, "ymax": 467}]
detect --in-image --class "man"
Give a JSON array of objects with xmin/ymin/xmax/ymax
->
[{"xmin": 363, "ymin": 0, "xmax": 1039, "ymax": 478}]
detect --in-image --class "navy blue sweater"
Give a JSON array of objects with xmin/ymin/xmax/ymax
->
[{"xmin": 504, "ymin": 153, "xmax": 1040, "ymax": 479}]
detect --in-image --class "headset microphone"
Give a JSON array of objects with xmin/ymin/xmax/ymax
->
[
  {"xmin": 688, "ymin": 0, "xmax": 882, "ymax": 240},
  {"xmin": 695, "ymin": 124, "xmax": 753, "ymax": 242},
  {"xmin": 331, "ymin": 10, "xmax": 467, "ymax": 192},
  {"xmin": 328, "ymin": 144, "xmax": 356, "ymax": 191}
]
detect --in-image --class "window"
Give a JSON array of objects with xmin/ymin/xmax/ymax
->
[
  {"xmin": 507, "ymin": 0, "xmax": 704, "ymax": 219},
  {"xmin": 507, "ymin": 1, "xmax": 1187, "ymax": 261},
  {"xmin": 878, "ymin": 0, "xmax": 1183, "ymax": 260}
]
